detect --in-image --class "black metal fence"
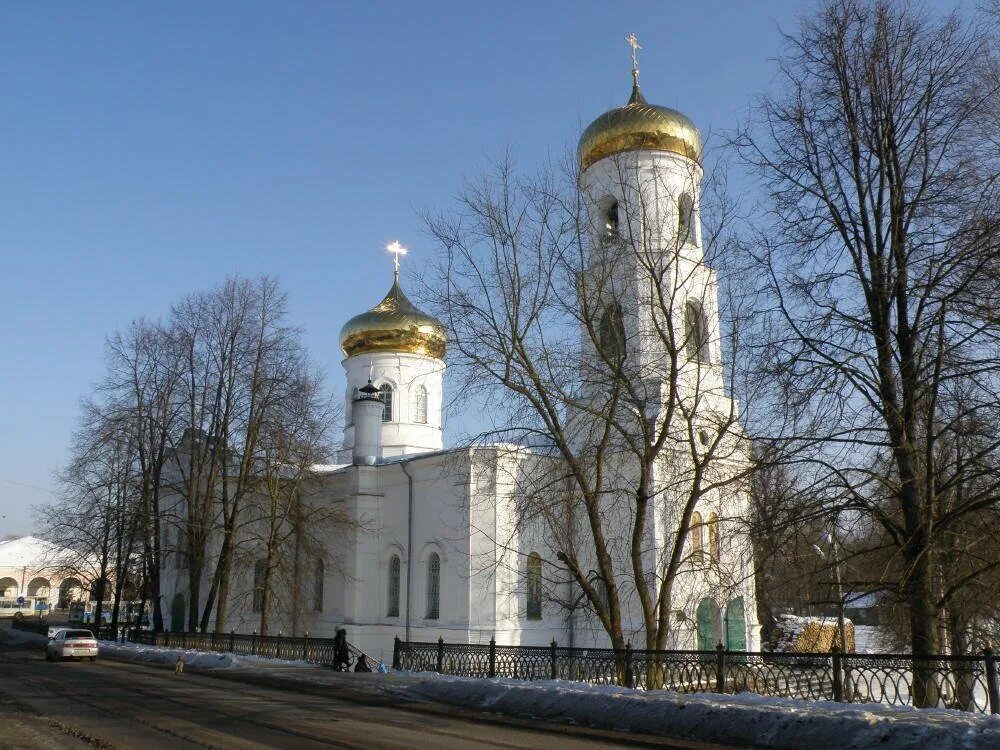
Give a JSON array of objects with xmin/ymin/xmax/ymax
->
[
  {"xmin": 393, "ymin": 637, "xmax": 1000, "ymax": 715},
  {"xmin": 127, "ymin": 629, "xmax": 375, "ymax": 669}
]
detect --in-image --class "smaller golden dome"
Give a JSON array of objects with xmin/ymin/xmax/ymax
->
[
  {"xmin": 340, "ymin": 279, "xmax": 447, "ymax": 360},
  {"xmin": 578, "ymin": 84, "xmax": 702, "ymax": 171}
]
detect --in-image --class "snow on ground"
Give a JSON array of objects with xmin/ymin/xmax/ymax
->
[
  {"xmin": 854, "ymin": 625, "xmax": 889, "ymax": 653},
  {"xmin": 399, "ymin": 674, "xmax": 1000, "ymax": 750},
  {"xmin": 4, "ymin": 629, "xmax": 999, "ymax": 749}
]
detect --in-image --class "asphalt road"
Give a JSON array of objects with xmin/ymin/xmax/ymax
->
[{"xmin": 0, "ymin": 645, "xmax": 744, "ymax": 750}]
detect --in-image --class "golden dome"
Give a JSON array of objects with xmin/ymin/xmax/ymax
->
[
  {"xmin": 578, "ymin": 83, "xmax": 702, "ymax": 171},
  {"xmin": 339, "ymin": 278, "xmax": 447, "ymax": 360}
]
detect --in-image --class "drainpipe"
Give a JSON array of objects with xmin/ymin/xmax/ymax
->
[{"xmin": 400, "ymin": 462, "xmax": 414, "ymax": 642}]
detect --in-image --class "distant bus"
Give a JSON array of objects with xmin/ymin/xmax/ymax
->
[
  {"xmin": 68, "ymin": 600, "xmax": 150, "ymax": 627},
  {"xmin": 0, "ymin": 597, "xmax": 38, "ymax": 618}
]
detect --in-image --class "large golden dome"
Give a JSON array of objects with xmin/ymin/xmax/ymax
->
[
  {"xmin": 339, "ymin": 278, "xmax": 447, "ymax": 360},
  {"xmin": 578, "ymin": 83, "xmax": 701, "ymax": 171}
]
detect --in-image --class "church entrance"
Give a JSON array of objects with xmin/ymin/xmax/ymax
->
[
  {"xmin": 725, "ymin": 597, "xmax": 747, "ymax": 651},
  {"xmin": 696, "ymin": 598, "xmax": 720, "ymax": 650},
  {"xmin": 170, "ymin": 593, "xmax": 185, "ymax": 632}
]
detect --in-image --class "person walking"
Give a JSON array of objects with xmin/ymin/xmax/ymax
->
[{"xmin": 333, "ymin": 628, "xmax": 350, "ymax": 671}]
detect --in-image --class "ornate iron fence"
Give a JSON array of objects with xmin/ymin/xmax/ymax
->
[
  {"xmin": 393, "ymin": 637, "xmax": 1000, "ymax": 715},
  {"xmin": 126, "ymin": 629, "xmax": 375, "ymax": 669}
]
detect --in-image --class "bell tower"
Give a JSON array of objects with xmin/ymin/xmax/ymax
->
[{"xmin": 576, "ymin": 36, "xmax": 722, "ymax": 397}]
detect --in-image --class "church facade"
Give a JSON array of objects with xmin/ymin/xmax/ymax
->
[{"xmin": 160, "ymin": 68, "xmax": 760, "ymax": 664}]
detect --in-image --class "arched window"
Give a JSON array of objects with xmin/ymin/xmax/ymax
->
[
  {"xmin": 413, "ymin": 385, "xmax": 428, "ymax": 424},
  {"xmin": 678, "ymin": 193, "xmax": 694, "ymax": 244},
  {"xmin": 685, "ymin": 300, "xmax": 709, "ymax": 363},
  {"xmin": 708, "ymin": 513, "xmax": 720, "ymax": 563},
  {"xmin": 348, "ymin": 387, "xmax": 359, "ymax": 425},
  {"xmin": 690, "ymin": 511, "xmax": 704, "ymax": 561},
  {"xmin": 426, "ymin": 552, "xmax": 440, "ymax": 619},
  {"xmin": 604, "ymin": 199, "xmax": 619, "ymax": 240},
  {"xmin": 387, "ymin": 555, "xmax": 401, "ymax": 617},
  {"xmin": 599, "ymin": 303, "xmax": 626, "ymax": 360},
  {"xmin": 313, "ymin": 558, "xmax": 324, "ymax": 612},
  {"xmin": 252, "ymin": 560, "xmax": 266, "ymax": 613},
  {"xmin": 526, "ymin": 553, "xmax": 542, "ymax": 620},
  {"xmin": 0, "ymin": 577, "xmax": 18, "ymax": 597},
  {"xmin": 378, "ymin": 384, "xmax": 393, "ymax": 423}
]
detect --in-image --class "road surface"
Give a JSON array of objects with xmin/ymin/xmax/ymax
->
[{"xmin": 0, "ymin": 645, "xmax": 746, "ymax": 749}]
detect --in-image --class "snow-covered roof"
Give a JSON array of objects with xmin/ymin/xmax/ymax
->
[{"xmin": 0, "ymin": 536, "xmax": 75, "ymax": 569}]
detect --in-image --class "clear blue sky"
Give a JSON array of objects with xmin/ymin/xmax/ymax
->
[{"xmin": 0, "ymin": 1, "xmax": 969, "ymax": 535}]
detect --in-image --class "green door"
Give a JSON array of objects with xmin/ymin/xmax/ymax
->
[
  {"xmin": 725, "ymin": 597, "xmax": 747, "ymax": 651},
  {"xmin": 696, "ymin": 598, "xmax": 715, "ymax": 650}
]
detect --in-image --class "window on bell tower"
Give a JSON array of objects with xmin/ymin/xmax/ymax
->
[
  {"xmin": 605, "ymin": 201, "xmax": 619, "ymax": 235},
  {"xmin": 678, "ymin": 193, "xmax": 694, "ymax": 245},
  {"xmin": 684, "ymin": 300, "xmax": 710, "ymax": 363},
  {"xmin": 599, "ymin": 303, "xmax": 626, "ymax": 360}
]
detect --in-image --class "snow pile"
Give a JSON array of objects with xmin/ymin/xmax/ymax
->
[
  {"xmin": 770, "ymin": 614, "xmax": 854, "ymax": 653},
  {"xmin": 97, "ymin": 640, "xmax": 321, "ymax": 671},
  {"xmin": 399, "ymin": 674, "xmax": 1000, "ymax": 750}
]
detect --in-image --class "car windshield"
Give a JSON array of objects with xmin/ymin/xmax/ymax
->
[{"xmin": 66, "ymin": 630, "xmax": 95, "ymax": 639}]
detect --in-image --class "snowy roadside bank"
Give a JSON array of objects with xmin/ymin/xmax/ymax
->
[
  {"xmin": 5, "ymin": 631, "xmax": 999, "ymax": 749},
  {"xmin": 397, "ymin": 674, "xmax": 1000, "ymax": 750}
]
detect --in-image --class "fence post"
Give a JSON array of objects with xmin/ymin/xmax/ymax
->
[
  {"xmin": 276, "ymin": 632, "xmax": 282, "ymax": 660},
  {"xmin": 550, "ymin": 639, "xmax": 558, "ymax": 681},
  {"xmin": 624, "ymin": 641, "xmax": 634, "ymax": 689},
  {"xmin": 252, "ymin": 630, "xmax": 258, "ymax": 657},
  {"xmin": 985, "ymin": 648, "xmax": 1000, "ymax": 715},
  {"xmin": 303, "ymin": 632, "xmax": 309, "ymax": 661},
  {"xmin": 229, "ymin": 629, "xmax": 235, "ymax": 653},
  {"xmin": 393, "ymin": 636, "xmax": 401, "ymax": 671},
  {"xmin": 831, "ymin": 645, "xmax": 844, "ymax": 702},
  {"xmin": 436, "ymin": 637, "xmax": 444, "ymax": 674},
  {"xmin": 489, "ymin": 637, "xmax": 497, "ymax": 678},
  {"xmin": 715, "ymin": 642, "xmax": 726, "ymax": 693},
  {"xmin": 182, "ymin": 631, "xmax": 187, "ymax": 649}
]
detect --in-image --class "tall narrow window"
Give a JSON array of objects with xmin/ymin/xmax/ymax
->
[
  {"xmin": 599, "ymin": 303, "xmax": 626, "ymax": 360},
  {"xmin": 413, "ymin": 385, "xmax": 428, "ymax": 424},
  {"xmin": 604, "ymin": 200, "xmax": 619, "ymax": 240},
  {"xmin": 252, "ymin": 560, "xmax": 266, "ymax": 613},
  {"xmin": 378, "ymin": 384, "xmax": 393, "ymax": 422},
  {"xmin": 690, "ymin": 512, "xmax": 704, "ymax": 561},
  {"xmin": 348, "ymin": 387, "xmax": 359, "ymax": 425},
  {"xmin": 685, "ymin": 301, "xmax": 709, "ymax": 363},
  {"xmin": 708, "ymin": 513, "xmax": 720, "ymax": 564},
  {"xmin": 678, "ymin": 193, "xmax": 694, "ymax": 244},
  {"xmin": 526, "ymin": 553, "xmax": 542, "ymax": 620},
  {"xmin": 313, "ymin": 558, "xmax": 324, "ymax": 612},
  {"xmin": 426, "ymin": 553, "xmax": 440, "ymax": 619},
  {"xmin": 387, "ymin": 555, "xmax": 401, "ymax": 617}
]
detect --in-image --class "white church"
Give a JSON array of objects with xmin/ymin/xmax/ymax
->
[{"xmin": 161, "ymin": 57, "xmax": 760, "ymax": 663}]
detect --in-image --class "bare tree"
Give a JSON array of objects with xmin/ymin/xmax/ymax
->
[
  {"xmin": 735, "ymin": 0, "xmax": 1000, "ymax": 699},
  {"xmin": 423, "ymin": 149, "xmax": 759, "ymax": 654}
]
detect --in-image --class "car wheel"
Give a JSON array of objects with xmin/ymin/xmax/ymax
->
[
  {"xmin": 90, "ymin": 657, "xmax": 96, "ymax": 662},
  {"xmin": 45, "ymin": 651, "xmax": 52, "ymax": 661}
]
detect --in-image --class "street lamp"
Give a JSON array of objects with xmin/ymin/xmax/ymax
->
[{"xmin": 813, "ymin": 531, "xmax": 848, "ymax": 653}]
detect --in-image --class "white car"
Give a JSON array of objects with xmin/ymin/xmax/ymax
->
[{"xmin": 46, "ymin": 629, "xmax": 99, "ymax": 662}]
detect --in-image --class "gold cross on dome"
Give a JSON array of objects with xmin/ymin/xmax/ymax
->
[
  {"xmin": 625, "ymin": 33, "xmax": 642, "ymax": 70},
  {"xmin": 387, "ymin": 241, "xmax": 407, "ymax": 278}
]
